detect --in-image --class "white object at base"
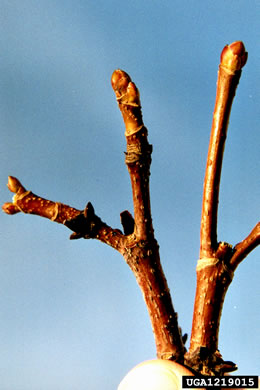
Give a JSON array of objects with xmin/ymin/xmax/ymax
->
[{"xmin": 118, "ymin": 359, "xmax": 195, "ymax": 390}]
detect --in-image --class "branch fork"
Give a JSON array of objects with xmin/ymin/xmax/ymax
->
[{"xmin": 2, "ymin": 41, "xmax": 259, "ymax": 375}]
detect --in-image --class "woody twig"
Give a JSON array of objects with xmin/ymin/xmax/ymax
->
[
  {"xmin": 200, "ymin": 41, "xmax": 248, "ymax": 257},
  {"xmin": 111, "ymin": 69, "xmax": 185, "ymax": 361},
  {"xmin": 2, "ymin": 176, "xmax": 124, "ymax": 250},
  {"xmin": 185, "ymin": 42, "xmax": 259, "ymax": 375},
  {"xmin": 2, "ymin": 71, "xmax": 186, "ymax": 363},
  {"xmin": 2, "ymin": 41, "xmax": 259, "ymax": 375}
]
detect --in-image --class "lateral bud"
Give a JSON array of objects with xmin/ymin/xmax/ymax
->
[
  {"xmin": 84, "ymin": 202, "xmax": 95, "ymax": 219},
  {"xmin": 120, "ymin": 210, "xmax": 135, "ymax": 235},
  {"xmin": 2, "ymin": 202, "xmax": 20, "ymax": 215},
  {"xmin": 7, "ymin": 176, "xmax": 25, "ymax": 194}
]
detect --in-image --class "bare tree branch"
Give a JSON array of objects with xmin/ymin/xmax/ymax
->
[
  {"xmin": 111, "ymin": 70, "xmax": 153, "ymax": 241},
  {"xmin": 2, "ymin": 71, "xmax": 186, "ymax": 362},
  {"xmin": 111, "ymin": 69, "xmax": 185, "ymax": 361},
  {"xmin": 200, "ymin": 41, "xmax": 247, "ymax": 258},
  {"xmin": 2, "ymin": 176, "xmax": 125, "ymax": 251},
  {"xmin": 2, "ymin": 42, "xmax": 258, "ymax": 376},
  {"xmin": 186, "ymin": 42, "xmax": 249, "ymax": 375}
]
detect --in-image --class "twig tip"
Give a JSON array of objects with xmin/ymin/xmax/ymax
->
[
  {"xmin": 220, "ymin": 41, "xmax": 248, "ymax": 72},
  {"xmin": 2, "ymin": 202, "xmax": 20, "ymax": 215},
  {"xmin": 7, "ymin": 176, "xmax": 22, "ymax": 193},
  {"xmin": 111, "ymin": 69, "xmax": 131, "ymax": 94}
]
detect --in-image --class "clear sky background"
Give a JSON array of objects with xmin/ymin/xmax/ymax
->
[{"xmin": 1, "ymin": 1, "xmax": 259, "ymax": 389}]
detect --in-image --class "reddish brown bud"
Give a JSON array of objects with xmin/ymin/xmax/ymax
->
[
  {"xmin": 111, "ymin": 69, "xmax": 144, "ymax": 136},
  {"xmin": 126, "ymin": 82, "xmax": 140, "ymax": 105},
  {"xmin": 7, "ymin": 176, "xmax": 25, "ymax": 194},
  {"xmin": 111, "ymin": 69, "xmax": 132, "ymax": 98},
  {"xmin": 2, "ymin": 202, "xmax": 20, "ymax": 215},
  {"xmin": 220, "ymin": 41, "xmax": 247, "ymax": 73}
]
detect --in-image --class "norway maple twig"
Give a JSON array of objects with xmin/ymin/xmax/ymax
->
[
  {"xmin": 3, "ymin": 42, "xmax": 258, "ymax": 375},
  {"xmin": 200, "ymin": 41, "xmax": 248, "ymax": 258},
  {"xmin": 2, "ymin": 176, "xmax": 125, "ymax": 250},
  {"xmin": 111, "ymin": 69, "xmax": 185, "ymax": 361},
  {"xmin": 186, "ymin": 42, "xmax": 255, "ymax": 375},
  {"xmin": 111, "ymin": 70, "xmax": 153, "ymax": 241}
]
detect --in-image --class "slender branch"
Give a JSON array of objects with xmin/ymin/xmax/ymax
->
[
  {"xmin": 111, "ymin": 70, "xmax": 185, "ymax": 361},
  {"xmin": 200, "ymin": 41, "xmax": 247, "ymax": 258},
  {"xmin": 2, "ymin": 176, "xmax": 125, "ymax": 251},
  {"xmin": 186, "ymin": 42, "xmax": 249, "ymax": 375},
  {"xmin": 111, "ymin": 70, "xmax": 153, "ymax": 241},
  {"xmin": 230, "ymin": 222, "xmax": 260, "ymax": 270}
]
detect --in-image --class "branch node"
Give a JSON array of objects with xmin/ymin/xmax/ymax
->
[
  {"xmin": 125, "ymin": 139, "xmax": 152, "ymax": 165},
  {"xmin": 185, "ymin": 348, "xmax": 237, "ymax": 375},
  {"xmin": 51, "ymin": 202, "xmax": 61, "ymax": 221},
  {"xmin": 215, "ymin": 241, "xmax": 233, "ymax": 260},
  {"xmin": 64, "ymin": 202, "xmax": 100, "ymax": 239},
  {"xmin": 196, "ymin": 257, "xmax": 219, "ymax": 272}
]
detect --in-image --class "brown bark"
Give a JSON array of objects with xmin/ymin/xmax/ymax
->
[
  {"xmin": 199, "ymin": 41, "xmax": 247, "ymax": 258},
  {"xmin": 2, "ymin": 71, "xmax": 186, "ymax": 363},
  {"xmin": 3, "ymin": 177, "xmax": 125, "ymax": 250},
  {"xmin": 2, "ymin": 42, "xmax": 259, "ymax": 375},
  {"xmin": 185, "ymin": 42, "xmax": 258, "ymax": 375},
  {"xmin": 111, "ymin": 69, "xmax": 185, "ymax": 361}
]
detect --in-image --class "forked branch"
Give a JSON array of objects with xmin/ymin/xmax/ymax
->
[
  {"xmin": 2, "ymin": 41, "xmax": 259, "ymax": 376},
  {"xmin": 2, "ymin": 73, "xmax": 186, "ymax": 363}
]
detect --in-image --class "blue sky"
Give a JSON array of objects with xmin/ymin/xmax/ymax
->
[{"xmin": 1, "ymin": 1, "xmax": 259, "ymax": 388}]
